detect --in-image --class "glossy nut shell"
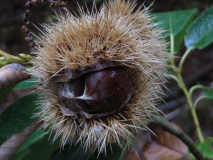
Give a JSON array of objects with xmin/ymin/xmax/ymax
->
[{"xmin": 58, "ymin": 67, "xmax": 132, "ymax": 118}]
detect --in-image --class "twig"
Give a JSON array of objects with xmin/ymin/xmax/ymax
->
[
  {"xmin": 152, "ymin": 115, "xmax": 205, "ymax": 160},
  {"xmin": 22, "ymin": 0, "xmax": 71, "ymax": 48}
]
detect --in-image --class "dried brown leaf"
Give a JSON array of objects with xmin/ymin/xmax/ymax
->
[
  {"xmin": 123, "ymin": 145, "xmax": 141, "ymax": 160},
  {"xmin": 142, "ymin": 123, "xmax": 188, "ymax": 160},
  {"xmin": 0, "ymin": 63, "xmax": 31, "ymax": 90},
  {"xmin": 150, "ymin": 123, "xmax": 188, "ymax": 155},
  {"xmin": 143, "ymin": 141, "xmax": 185, "ymax": 160},
  {"xmin": 0, "ymin": 121, "xmax": 43, "ymax": 160}
]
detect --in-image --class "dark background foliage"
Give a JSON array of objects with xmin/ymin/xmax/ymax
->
[{"xmin": 0, "ymin": 0, "xmax": 212, "ymax": 54}]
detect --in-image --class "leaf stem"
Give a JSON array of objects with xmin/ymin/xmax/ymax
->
[
  {"xmin": 190, "ymin": 106, "xmax": 205, "ymax": 140},
  {"xmin": 189, "ymin": 85, "xmax": 213, "ymax": 98},
  {"xmin": 166, "ymin": 74, "xmax": 179, "ymax": 83},
  {"xmin": 179, "ymin": 48, "xmax": 191, "ymax": 73},
  {"xmin": 189, "ymin": 85, "xmax": 205, "ymax": 98},
  {"xmin": 194, "ymin": 95, "xmax": 209, "ymax": 108},
  {"xmin": 152, "ymin": 115, "xmax": 205, "ymax": 160},
  {"xmin": 169, "ymin": 13, "xmax": 176, "ymax": 73},
  {"xmin": 169, "ymin": 13, "xmax": 175, "ymax": 55}
]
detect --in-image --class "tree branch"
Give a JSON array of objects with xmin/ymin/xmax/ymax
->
[{"xmin": 152, "ymin": 115, "xmax": 205, "ymax": 160}]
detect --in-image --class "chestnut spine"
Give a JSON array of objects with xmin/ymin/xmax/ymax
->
[{"xmin": 31, "ymin": 0, "xmax": 169, "ymax": 153}]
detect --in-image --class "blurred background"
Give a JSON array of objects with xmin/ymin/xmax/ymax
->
[
  {"xmin": 0, "ymin": 0, "xmax": 213, "ymax": 150},
  {"xmin": 0, "ymin": 0, "xmax": 212, "ymax": 54}
]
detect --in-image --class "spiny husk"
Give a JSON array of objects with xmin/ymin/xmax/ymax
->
[{"xmin": 31, "ymin": 0, "xmax": 169, "ymax": 153}]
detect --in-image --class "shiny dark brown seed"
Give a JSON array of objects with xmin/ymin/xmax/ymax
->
[
  {"xmin": 58, "ymin": 67, "xmax": 132, "ymax": 118},
  {"xmin": 84, "ymin": 68, "xmax": 132, "ymax": 113}
]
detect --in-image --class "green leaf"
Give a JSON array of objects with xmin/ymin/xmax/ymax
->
[
  {"xmin": 11, "ymin": 130, "xmax": 60, "ymax": 160},
  {"xmin": 185, "ymin": 7, "xmax": 213, "ymax": 49},
  {"xmin": 13, "ymin": 78, "xmax": 38, "ymax": 90},
  {"xmin": 0, "ymin": 93, "xmax": 39, "ymax": 145},
  {"xmin": 49, "ymin": 143, "xmax": 128, "ymax": 160},
  {"xmin": 152, "ymin": 9, "xmax": 197, "ymax": 52},
  {"xmin": 195, "ymin": 137, "xmax": 213, "ymax": 158},
  {"xmin": 0, "ymin": 86, "xmax": 14, "ymax": 102}
]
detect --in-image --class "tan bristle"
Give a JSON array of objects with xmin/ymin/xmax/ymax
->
[{"xmin": 31, "ymin": 0, "xmax": 169, "ymax": 153}]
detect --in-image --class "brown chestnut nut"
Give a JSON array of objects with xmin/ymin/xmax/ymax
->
[{"xmin": 58, "ymin": 67, "xmax": 132, "ymax": 118}]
